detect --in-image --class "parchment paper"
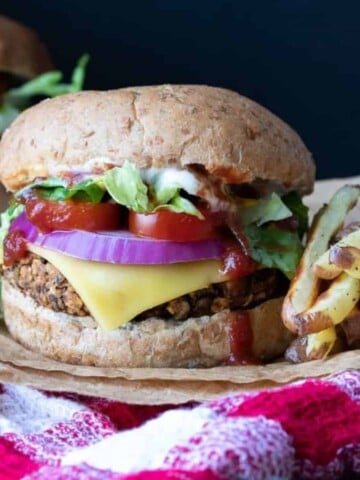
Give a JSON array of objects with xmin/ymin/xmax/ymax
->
[{"xmin": 0, "ymin": 177, "xmax": 359, "ymax": 405}]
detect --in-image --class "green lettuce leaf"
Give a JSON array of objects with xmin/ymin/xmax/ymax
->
[
  {"xmin": 104, "ymin": 163, "xmax": 202, "ymax": 216},
  {"xmin": 142, "ymin": 168, "xmax": 199, "ymax": 204},
  {"xmin": 155, "ymin": 194, "xmax": 203, "ymax": 217},
  {"xmin": 15, "ymin": 177, "xmax": 105, "ymax": 203},
  {"xmin": 239, "ymin": 193, "xmax": 292, "ymax": 226},
  {"xmin": 66, "ymin": 178, "xmax": 106, "ymax": 203},
  {"xmin": 104, "ymin": 163, "xmax": 150, "ymax": 212},
  {"xmin": 153, "ymin": 183, "xmax": 178, "ymax": 205},
  {"xmin": 282, "ymin": 192, "xmax": 309, "ymax": 237},
  {"xmin": 6, "ymin": 54, "xmax": 90, "ymax": 104},
  {"xmin": 5, "ymin": 71, "xmax": 63, "ymax": 108},
  {"xmin": 0, "ymin": 204, "xmax": 25, "ymax": 263},
  {"xmin": 0, "ymin": 103, "xmax": 19, "ymax": 134},
  {"xmin": 244, "ymin": 223, "xmax": 303, "ymax": 278},
  {"xmin": 0, "ymin": 54, "xmax": 90, "ymax": 134}
]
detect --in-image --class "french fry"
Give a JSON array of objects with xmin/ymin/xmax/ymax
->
[
  {"xmin": 285, "ymin": 336, "xmax": 307, "ymax": 363},
  {"xmin": 314, "ymin": 228, "xmax": 360, "ymax": 279},
  {"xmin": 329, "ymin": 229, "xmax": 360, "ymax": 278},
  {"xmin": 306, "ymin": 327, "xmax": 337, "ymax": 359},
  {"xmin": 282, "ymin": 185, "xmax": 360, "ymax": 333},
  {"xmin": 331, "ymin": 245, "xmax": 360, "ymax": 279},
  {"xmin": 330, "ymin": 229, "xmax": 360, "ymax": 258},
  {"xmin": 313, "ymin": 250, "xmax": 342, "ymax": 280},
  {"xmin": 294, "ymin": 272, "xmax": 360, "ymax": 335},
  {"xmin": 285, "ymin": 327, "xmax": 337, "ymax": 363}
]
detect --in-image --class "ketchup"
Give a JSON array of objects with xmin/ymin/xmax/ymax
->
[
  {"xmin": 3, "ymin": 229, "xmax": 27, "ymax": 267},
  {"xmin": 220, "ymin": 241, "xmax": 256, "ymax": 280},
  {"xmin": 273, "ymin": 215, "xmax": 298, "ymax": 231},
  {"xmin": 226, "ymin": 311, "xmax": 259, "ymax": 365}
]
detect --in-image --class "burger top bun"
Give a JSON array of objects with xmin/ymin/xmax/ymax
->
[
  {"xmin": 0, "ymin": 16, "xmax": 53, "ymax": 79},
  {"xmin": 0, "ymin": 85, "xmax": 314, "ymax": 192}
]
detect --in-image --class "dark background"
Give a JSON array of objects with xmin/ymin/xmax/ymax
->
[{"xmin": 2, "ymin": 0, "xmax": 359, "ymax": 179}]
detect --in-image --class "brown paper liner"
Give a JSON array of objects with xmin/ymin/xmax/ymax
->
[
  {"xmin": 0, "ymin": 325, "xmax": 358, "ymax": 404},
  {"xmin": 0, "ymin": 177, "xmax": 359, "ymax": 405}
]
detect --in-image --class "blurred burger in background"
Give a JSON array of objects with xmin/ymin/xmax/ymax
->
[
  {"xmin": 0, "ymin": 15, "xmax": 53, "ymax": 208},
  {"xmin": 0, "ymin": 15, "xmax": 52, "ymax": 95},
  {"xmin": 0, "ymin": 15, "xmax": 89, "ymax": 210},
  {"xmin": 0, "ymin": 16, "xmax": 89, "ymax": 137}
]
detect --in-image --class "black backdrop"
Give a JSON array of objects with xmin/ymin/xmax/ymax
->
[{"xmin": 2, "ymin": 0, "xmax": 360, "ymax": 179}]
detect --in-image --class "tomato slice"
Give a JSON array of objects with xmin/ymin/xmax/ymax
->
[
  {"xmin": 25, "ymin": 198, "xmax": 123, "ymax": 233},
  {"xmin": 129, "ymin": 208, "xmax": 218, "ymax": 242}
]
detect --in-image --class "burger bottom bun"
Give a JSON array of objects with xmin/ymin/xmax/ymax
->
[{"xmin": 2, "ymin": 281, "xmax": 293, "ymax": 368}]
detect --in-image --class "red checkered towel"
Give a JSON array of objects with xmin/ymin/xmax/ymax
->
[{"xmin": 0, "ymin": 370, "xmax": 358, "ymax": 480}]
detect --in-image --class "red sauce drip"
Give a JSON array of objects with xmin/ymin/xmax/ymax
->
[
  {"xmin": 227, "ymin": 311, "xmax": 259, "ymax": 365},
  {"xmin": 3, "ymin": 229, "xmax": 28, "ymax": 267},
  {"xmin": 220, "ymin": 241, "xmax": 256, "ymax": 280},
  {"xmin": 273, "ymin": 215, "xmax": 298, "ymax": 231}
]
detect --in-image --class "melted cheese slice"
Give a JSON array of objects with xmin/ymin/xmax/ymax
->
[{"xmin": 29, "ymin": 244, "xmax": 226, "ymax": 331}]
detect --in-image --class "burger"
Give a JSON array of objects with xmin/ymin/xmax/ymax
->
[
  {"xmin": 0, "ymin": 15, "xmax": 52, "ymax": 208},
  {"xmin": 0, "ymin": 85, "xmax": 314, "ymax": 368},
  {"xmin": 0, "ymin": 16, "xmax": 88, "ymax": 139},
  {"xmin": 0, "ymin": 15, "xmax": 52, "ymax": 94}
]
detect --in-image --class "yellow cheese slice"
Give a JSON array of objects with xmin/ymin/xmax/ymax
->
[{"xmin": 29, "ymin": 244, "xmax": 226, "ymax": 331}]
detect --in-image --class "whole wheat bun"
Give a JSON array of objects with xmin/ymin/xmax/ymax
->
[
  {"xmin": 0, "ymin": 16, "xmax": 52, "ymax": 79},
  {"xmin": 2, "ymin": 280, "xmax": 292, "ymax": 368},
  {"xmin": 0, "ymin": 85, "xmax": 314, "ymax": 192}
]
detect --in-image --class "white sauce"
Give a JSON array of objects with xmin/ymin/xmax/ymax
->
[{"xmin": 140, "ymin": 167, "xmax": 199, "ymax": 195}]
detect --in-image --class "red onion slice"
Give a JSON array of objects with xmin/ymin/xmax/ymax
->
[{"xmin": 12, "ymin": 213, "xmax": 223, "ymax": 265}]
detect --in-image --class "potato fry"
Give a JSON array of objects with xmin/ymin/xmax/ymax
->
[
  {"xmin": 285, "ymin": 336, "xmax": 307, "ymax": 363},
  {"xmin": 331, "ymin": 246, "xmax": 360, "ymax": 279},
  {"xmin": 331, "ymin": 228, "xmax": 360, "ymax": 254},
  {"xmin": 285, "ymin": 327, "xmax": 337, "ymax": 363},
  {"xmin": 312, "ymin": 250, "xmax": 342, "ymax": 280},
  {"xmin": 306, "ymin": 327, "xmax": 337, "ymax": 359},
  {"xmin": 282, "ymin": 185, "xmax": 360, "ymax": 333},
  {"xmin": 294, "ymin": 272, "xmax": 360, "ymax": 335},
  {"xmin": 314, "ymin": 228, "xmax": 360, "ymax": 279},
  {"xmin": 329, "ymin": 229, "xmax": 360, "ymax": 278}
]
